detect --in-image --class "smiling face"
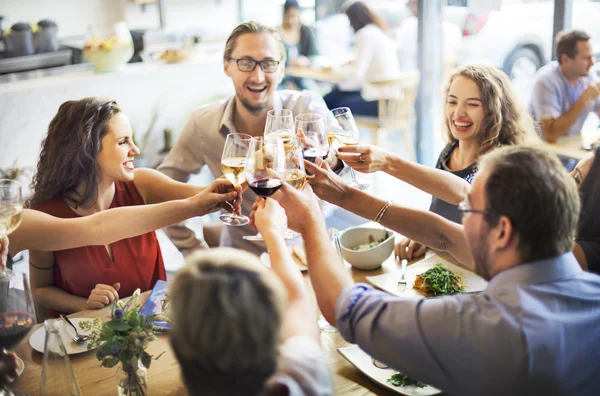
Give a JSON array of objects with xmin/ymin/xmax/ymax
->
[
  {"xmin": 96, "ymin": 112, "xmax": 140, "ymax": 183},
  {"xmin": 445, "ymin": 75, "xmax": 486, "ymax": 143},
  {"xmin": 224, "ymin": 32, "xmax": 284, "ymax": 115},
  {"xmin": 562, "ymin": 40, "xmax": 595, "ymax": 78}
]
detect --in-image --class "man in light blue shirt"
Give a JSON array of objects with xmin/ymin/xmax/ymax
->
[
  {"xmin": 529, "ymin": 29, "xmax": 600, "ymax": 142},
  {"xmin": 268, "ymin": 145, "xmax": 600, "ymax": 395}
]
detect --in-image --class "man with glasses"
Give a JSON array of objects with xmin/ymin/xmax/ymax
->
[
  {"xmin": 266, "ymin": 145, "xmax": 600, "ymax": 394},
  {"xmin": 158, "ymin": 21, "xmax": 330, "ymax": 256}
]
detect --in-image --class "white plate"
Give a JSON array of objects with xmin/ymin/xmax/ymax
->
[
  {"xmin": 366, "ymin": 254, "xmax": 488, "ymax": 298},
  {"xmin": 338, "ymin": 345, "xmax": 441, "ymax": 395},
  {"xmin": 29, "ymin": 318, "xmax": 95, "ymax": 355}
]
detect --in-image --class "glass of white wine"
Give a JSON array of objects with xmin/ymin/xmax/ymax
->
[
  {"xmin": 0, "ymin": 180, "xmax": 23, "ymax": 252},
  {"xmin": 220, "ymin": 134, "xmax": 251, "ymax": 226},
  {"xmin": 283, "ymin": 148, "xmax": 307, "ymax": 239},
  {"xmin": 264, "ymin": 109, "xmax": 296, "ymax": 153},
  {"xmin": 329, "ymin": 107, "xmax": 370, "ymax": 190}
]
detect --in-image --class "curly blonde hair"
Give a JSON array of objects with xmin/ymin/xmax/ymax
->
[{"xmin": 443, "ymin": 64, "xmax": 535, "ymax": 157}]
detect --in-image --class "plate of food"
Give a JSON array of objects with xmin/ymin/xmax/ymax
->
[
  {"xmin": 138, "ymin": 280, "xmax": 170, "ymax": 332},
  {"xmin": 29, "ymin": 318, "xmax": 94, "ymax": 355},
  {"xmin": 338, "ymin": 345, "xmax": 441, "ymax": 395},
  {"xmin": 366, "ymin": 254, "xmax": 487, "ymax": 298}
]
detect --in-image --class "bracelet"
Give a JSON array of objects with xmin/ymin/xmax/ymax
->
[{"xmin": 374, "ymin": 200, "xmax": 393, "ymax": 223}]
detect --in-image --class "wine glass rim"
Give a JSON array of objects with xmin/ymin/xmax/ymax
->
[
  {"xmin": 331, "ymin": 107, "xmax": 352, "ymax": 116},
  {"xmin": 0, "ymin": 179, "xmax": 21, "ymax": 186},
  {"xmin": 227, "ymin": 133, "xmax": 252, "ymax": 140},
  {"xmin": 267, "ymin": 109, "xmax": 293, "ymax": 117},
  {"xmin": 295, "ymin": 113, "xmax": 324, "ymax": 122}
]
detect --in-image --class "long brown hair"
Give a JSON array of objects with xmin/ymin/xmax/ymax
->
[
  {"xmin": 443, "ymin": 64, "xmax": 535, "ymax": 157},
  {"xmin": 28, "ymin": 97, "xmax": 121, "ymax": 209},
  {"xmin": 345, "ymin": 1, "xmax": 388, "ymax": 33}
]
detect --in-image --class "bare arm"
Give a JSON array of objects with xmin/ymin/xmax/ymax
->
[
  {"xmin": 540, "ymin": 85, "xmax": 600, "ymax": 142},
  {"xmin": 271, "ymin": 184, "xmax": 353, "ymax": 326},
  {"xmin": 251, "ymin": 197, "xmax": 318, "ymax": 340},
  {"xmin": 306, "ymin": 160, "xmax": 473, "ymax": 268},
  {"xmin": 8, "ymin": 183, "xmax": 240, "ymax": 256},
  {"xmin": 338, "ymin": 145, "xmax": 470, "ymax": 205}
]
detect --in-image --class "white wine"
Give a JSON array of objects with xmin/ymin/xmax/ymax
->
[
  {"xmin": 0, "ymin": 205, "xmax": 23, "ymax": 235},
  {"xmin": 327, "ymin": 132, "xmax": 338, "ymax": 147},
  {"xmin": 338, "ymin": 135, "xmax": 359, "ymax": 146},
  {"xmin": 270, "ymin": 129, "xmax": 296, "ymax": 152},
  {"xmin": 221, "ymin": 157, "xmax": 246, "ymax": 185},
  {"xmin": 286, "ymin": 169, "xmax": 307, "ymax": 190}
]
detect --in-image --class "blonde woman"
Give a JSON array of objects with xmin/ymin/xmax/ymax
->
[{"xmin": 336, "ymin": 64, "xmax": 535, "ymax": 259}]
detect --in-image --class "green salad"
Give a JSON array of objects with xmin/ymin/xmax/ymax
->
[
  {"xmin": 387, "ymin": 373, "xmax": 427, "ymax": 388},
  {"xmin": 418, "ymin": 263, "xmax": 465, "ymax": 296}
]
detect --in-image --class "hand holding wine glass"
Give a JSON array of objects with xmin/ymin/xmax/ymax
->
[
  {"xmin": 295, "ymin": 113, "xmax": 328, "ymax": 164},
  {"xmin": 0, "ymin": 180, "xmax": 23, "ymax": 238},
  {"xmin": 245, "ymin": 136, "xmax": 286, "ymax": 198}
]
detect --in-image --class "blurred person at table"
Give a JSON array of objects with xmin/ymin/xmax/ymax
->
[
  {"xmin": 336, "ymin": 64, "xmax": 535, "ymax": 260},
  {"xmin": 169, "ymin": 198, "xmax": 332, "ymax": 396},
  {"xmin": 27, "ymin": 97, "xmax": 241, "ymax": 318},
  {"xmin": 273, "ymin": 145, "xmax": 600, "ymax": 395},
  {"xmin": 394, "ymin": 0, "xmax": 462, "ymax": 72},
  {"xmin": 529, "ymin": 30, "xmax": 600, "ymax": 143},
  {"xmin": 322, "ymin": 1, "xmax": 401, "ymax": 117},
  {"xmin": 279, "ymin": 0, "xmax": 318, "ymax": 90},
  {"xmin": 158, "ymin": 21, "xmax": 339, "ymax": 257}
]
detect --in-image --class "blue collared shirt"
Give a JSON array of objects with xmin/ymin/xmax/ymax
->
[
  {"xmin": 336, "ymin": 253, "xmax": 600, "ymax": 396},
  {"xmin": 528, "ymin": 61, "xmax": 600, "ymax": 138}
]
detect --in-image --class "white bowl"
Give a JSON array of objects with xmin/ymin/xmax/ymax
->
[{"xmin": 339, "ymin": 227, "xmax": 394, "ymax": 270}]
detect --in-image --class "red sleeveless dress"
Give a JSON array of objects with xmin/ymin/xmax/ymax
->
[{"xmin": 35, "ymin": 181, "xmax": 166, "ymax": 316}]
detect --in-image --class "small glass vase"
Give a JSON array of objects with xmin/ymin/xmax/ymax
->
[{"xmin": 116, "ymin": 361, "xmax": 147, "ymax": 396}]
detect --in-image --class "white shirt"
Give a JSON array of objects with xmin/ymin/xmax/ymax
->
[{"xmin": 338, "ymin": 24, "xmax": 402, "ymax": 101}]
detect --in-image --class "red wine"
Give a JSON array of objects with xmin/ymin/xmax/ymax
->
[
  {"xmin": 248, "ymin": 178, "xmax": 283, "ymax": 197},
  {"xmin": 303, "ymin": 148, "xmax": 328, "ymax": 163},
  {"xmin": 0, "ymin": 312, "xmax": 34, "ymax": 349}
]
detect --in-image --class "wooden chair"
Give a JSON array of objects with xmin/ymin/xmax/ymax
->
[{"xmin": 355, "ymin": 69, "xmax": 420, "ymax": 160}]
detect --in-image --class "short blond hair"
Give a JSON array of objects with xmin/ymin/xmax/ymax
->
[
  {"xmin": 223, "ymin": 21, "xmax": 287, "ymax": 63},
  {"xmin": 169, "ymin": 248, "xmax": 287, "ymax": 395}
]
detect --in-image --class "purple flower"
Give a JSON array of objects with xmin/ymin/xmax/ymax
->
[{"xmin": 114, "ymin": 308, "xmax": 124, "ymax": 320}]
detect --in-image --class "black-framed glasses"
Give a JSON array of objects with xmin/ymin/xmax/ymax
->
[
  {"xmin": 228, "ymin": 57, "xmax": 281, "ymax": 73},
  {"xmin": 457, "ymin": 200, "xmax": 489, "ymax": 218}
]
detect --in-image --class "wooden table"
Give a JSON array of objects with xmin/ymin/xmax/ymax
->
[
  {"xmin": 540, "ymin": 134, "xmax": 592, "ymax": 161},
  {"xmin": 12, "ymin": 245, "xmax": 454, "ymax": 395},
  {"xmin": 285, "ymin": 65, "xmax": 343, "ymax": 84}
]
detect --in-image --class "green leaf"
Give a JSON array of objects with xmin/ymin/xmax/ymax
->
[
  {"xmin": 102, "ymin": 357, "xmax": 119, "ymax": 368},
  {"xmin": 141, "ymin": 352, "xmax": 152, "ymax": 369},
  {"xmin": 106, "ymin": 321, "xmax": 132, "ymax": 332}
]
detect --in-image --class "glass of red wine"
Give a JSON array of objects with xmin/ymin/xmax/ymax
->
[
  {"xmin": 0, "ymin": 271, "xmax": 36, "ymax": 394},
  {"xmin": 243, "ymin": 136, "xmax": 286, "ymax": 242},
  {"xmin": 295, "ymin": 113, "xmax": 328, "ymax": 164}
]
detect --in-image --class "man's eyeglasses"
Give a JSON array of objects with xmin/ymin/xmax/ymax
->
[
  {"xmin": 229, "ymin": 58, "xmax": 281, "ymax": 73},
  {"xmin": 457, "ymin": 200, "xmax": 490, "ymax": 218}
]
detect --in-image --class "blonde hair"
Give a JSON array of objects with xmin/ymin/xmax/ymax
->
[
  {"xmin": 223, "ymin": 21, "xmax": 287, "ymax": 64},
  {"xmin": 443, "ymin": 64, "xmax": 536, "ymax": 157},
  {"xmin": 169, "ymin": 248, "xmax": 287, "ymax": 395}
]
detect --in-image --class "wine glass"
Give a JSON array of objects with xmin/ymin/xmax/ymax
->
[
  {"xmin": 220, "ymin": 134, "xmax": 252, "ymax": 226},
  {"xmin": 283, "ymin": 147, "xmax": 307, "ymax": 239},
  {"xmin": 264, "ymin": 109, "xmax": 296, "ymax": 153},
  {"xmin": 0, "ymin": 180, "xmax": 23, "ymax": 241},
  {"xmin": 329, "ymin": 107, "xmax": 370, "ymax": 190},
  {"xmin": 295, "ymin": 113, "xmax": 329, "ymax": 164},
  {"xmin": 0, "ymin": 271, "xmax": 36, "ymax": 395},
  {"xmin": 245, "ymin": 136, "xmax": 286, "ymax": 197}
]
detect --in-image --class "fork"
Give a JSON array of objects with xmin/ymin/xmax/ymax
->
[{"xmin": 397, "ymin": 258, "xmax": 408, "ymax": 292}]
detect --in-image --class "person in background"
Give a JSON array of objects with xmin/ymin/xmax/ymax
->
[
  {"xmin": 337, "ymin": 64, "xmax": 535, "ymax": 260},
  {"xmin": 323, "ymin": 1, "xmax": 401, "ymax": 117},
  {"xmin": 169, "ymin": 197, "xmax": 332, "ymax": 396},
  {"xmin": 28, "ymin": 98, "xmax": 240, "ymax": 317},
  {"xmin": 280, "ymin": 0, "xmax": 318, "ymax": 90},
  {"xmin": 529, "ymin": 29, "xmax": 600, "ymax": 142},
  {"xmin": 158, "ymin": 21, "xmax": 336, "ymax": 257},
  {"xmin": 273, "ymin": 145, "xmax": 600, "ymax": 395}
]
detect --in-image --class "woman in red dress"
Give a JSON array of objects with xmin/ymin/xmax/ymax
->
[{"xmin": 27, "ymin": 98, "xmax": 239, "ymax": 317}]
